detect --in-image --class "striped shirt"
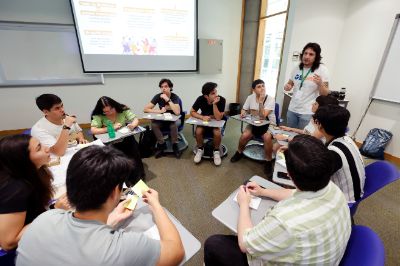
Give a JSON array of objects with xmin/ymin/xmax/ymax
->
[
  {"xmin": 328, "ymin": 136, "xmax": 366, "ymax": 203},
  {"xmin": 243, "ymin": 182, "xmax": 351, "ymax": 266}
]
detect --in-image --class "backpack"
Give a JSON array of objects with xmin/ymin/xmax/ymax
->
[
  {"xmin": 138, "ymin": 126, "xmax": 157, "ymax": 158},
  {"xmin": 359, "ymin": 128, "xmax": 393, "ymax": 160}
]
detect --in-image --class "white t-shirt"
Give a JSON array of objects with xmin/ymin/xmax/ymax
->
[
  {"xmin": 31, "ymin": 117, "xmax": 82, "ymax": 148},
  {"xmin": 243, "ymin": 93, "xmax": 276, "ymax": 124},
  {"xmin": 288, "ymin": 64, "xmax": 329, "ymax": 115}
]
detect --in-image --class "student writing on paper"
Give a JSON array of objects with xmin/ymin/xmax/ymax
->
[
  {"xmin": 31, "ymin": 94, "xmax": 88, "ymax": 156},
  {"xmin": 230, "ymin": 79, "xmax": 276, "ymax": 177},
  {"xmin": 143, "ymin": 78, "xmax": 183, "ymax": 159},
  {"xmin": 0, "ymin": 135, "xmax": 70, "ymax": 253},
  {"xmin": 190, "ymin": 82, "xmax": 226, "ymax": 166},
  {"xmin": 204, "ymin": 135, "xmax": 351, "ymax": 265},
  {"xmin": 90, "ymin": 96, "xmax": 145, "ymax": 185},
  {"xmin": 16, "ymin": 145, "xmax": 184, "ymax": 266}
]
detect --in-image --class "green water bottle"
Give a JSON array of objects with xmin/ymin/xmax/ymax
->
[{"xmin": 106, "ymin": 121, "xmax": 116, "ymax": 138}]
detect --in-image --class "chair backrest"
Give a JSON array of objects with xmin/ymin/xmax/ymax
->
[
  {"xmin": 178, "ymin": 98, "xmax": 185, "ymax": 131},
  {"xmin": 22, "ymin": 128, "xmax": 31, "ymax": 135},
  {"xmin": 274, "ymin": 102, "xmax": 280, "ymax": 126},
  {"xmin": 339, "ymin": 225, "xmax": 385, "ymax": 266},
  {"xmin": 350, "ymin": 160, "xmax": 399, "ymax": 216}
]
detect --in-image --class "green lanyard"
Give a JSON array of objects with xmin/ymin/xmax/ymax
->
[{"xmin": 299, "ymin": 68, "xmax": 312, "ymax": 90}]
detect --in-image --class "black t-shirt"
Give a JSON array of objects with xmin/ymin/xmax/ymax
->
[
  {"xmin": 192, "ymin": 95, "xmax": 226, "ymax": 116},
  {"xmin": 0, "ymin": 177, "xmax": 46, "ymax": 225},
  {"xmin": 151, "ymin": 93, "xmax": 180, "ymax": 114}
]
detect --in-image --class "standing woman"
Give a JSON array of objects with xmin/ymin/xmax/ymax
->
[
  {"xmin": 90, "ymin": 96, "xmax": 145, "ymax": 184},
  {"xmin": 0, "ymin": 135, "xmax": 69, "ymax": 254},
  {"xmin": 284, "ymin": 43, "xmax": 330, "ymax": 129}
]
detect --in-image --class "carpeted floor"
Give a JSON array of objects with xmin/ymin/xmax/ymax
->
[
  {"xmin": 135, "ymin": 119, "xmax": 399, "ymax": 266},
  {"xmin": 2, "ymin": 119, "xmax": 399, "ymax": 265}
]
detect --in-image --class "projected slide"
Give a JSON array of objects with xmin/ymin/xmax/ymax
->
[{"xmin": 73, "ymin": 0, "xmax": 195, "ymax": 56}]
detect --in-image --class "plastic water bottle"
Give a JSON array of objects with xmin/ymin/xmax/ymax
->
[
  {"xmin": 106, "ymin": 121, "xmax": 116, "ymax": 138},
  {"xmin": 339, "ymin": 88, "xmax": 346, "ymax": 100}
]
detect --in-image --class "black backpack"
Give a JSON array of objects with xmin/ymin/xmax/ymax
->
[{"xmin": 138, "ymin": 126, "xmax": 157, "ymax": 158}]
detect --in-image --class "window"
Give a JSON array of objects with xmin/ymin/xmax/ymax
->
[{"xmin": 254, "ymin": 0, "xmax": 289, "ymax": 97}]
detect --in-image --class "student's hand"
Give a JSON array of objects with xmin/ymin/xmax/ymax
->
[
  {"xmin": 213, "ymin": 96, "xmax": 220, "ymax": 105},
  {"xmin": 237, "ymin": 185, "xmax": 251, "ymax": 207},
  {"xmin": 159, "ymin": 107, "xmax": 167, "ymax": 113},
  {"xmin": 142, "ymin": 189, "xmax": 162, "ymax": 211},
  {"xmin": 246, "ymin": 182, "xmax": 263, "ymax": 197},
  {"xmin": 240, "ymin": 112, "xmax": 246, "ymax": 118},
  {"xmin": 275, "ymin": 134, "xmax": 289, "ymax": 141},
  {"xmin": 284, "ymin": 83, "xmax": 293, "ymax": 91},
  {"xmin": 78, "ymin": 138, "xmax": 88, "ymax": 144},
  {"xmin": 64, "ymin": 115, "xmax": 76, "ymax": 127},
  {"xmin": 279, "ymin": 126, "xmax": 292, "ymax": 132},
  {"xmin": 160, "ymin": 93, "xmax": 169, "ymax": 102},
  {"xmin": 113, "ymin": 123, "xmax": 122, "ymax": 130},
  {"xmin": 107, "ymin": 199, "xmax": 134, "ymax": 228},
  {"xmin": 54, "ymin": 193, "xmax": 72, "ymax": 210},
  {"xmin": 202, "ymin": 115, "xmax": 211, "ymax": 121},
  {"xmin": 127, "ymin": 123, "xmax": 137, "ymax": 130},
  {"xmin": 313, "ymin": 74, "xmax": 322, "ymax": 86}
]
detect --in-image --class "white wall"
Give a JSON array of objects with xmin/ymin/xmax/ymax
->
[
  {"xmin": 331, "ymin": 0, "xmax": 400, "ymax": 157},
  {"xmin": 0, "ymin": 0, "xmax": 242, "ymax": 130},
  {"xmin": 276, "ymin": 0, "xmax": 349, "ymax": 107},
  {"xmin": 278, "ymin": 0, "xmax": 400, "ymax": 157}
]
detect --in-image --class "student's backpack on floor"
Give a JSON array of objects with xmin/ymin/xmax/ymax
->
[
  {"xmin": 138, "ymin": 126, "xmax": 157, "ymax": 158},
  {"xmin": 359, "ymin": 128, "xmax": 393, "ymax": 160}
]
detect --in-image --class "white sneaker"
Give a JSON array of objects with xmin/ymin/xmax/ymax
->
[
  {"xmin": 213, "ymin": 150, "xmax": 221, "ymax": 166},
  {"xmin": 194, "ymin": 148, "xmax": 204, "ymax": 163}
]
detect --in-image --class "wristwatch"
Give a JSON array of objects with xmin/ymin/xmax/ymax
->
[{"xmin": 62, "ymin": 125, "xmax": 71, "ymax": 130}]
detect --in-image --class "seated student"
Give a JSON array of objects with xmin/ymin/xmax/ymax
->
[
  {"xmin": 90, "ymin": 96, "xmax": 145, "ymax": 184},
  {"xmin": 204, "ymin": 135, "xmax": 351, "ymax": 265},
  {"xmin": 143, "ymin": 78, "xmax": 182, "ymax": 159},
  {"xmin": 230, "ymin": 79, "xmax": 276, "ymax": 176},
  {"xmin": 16, "ymin": 145, "xmax": 185, "ymax": 266},
  {"xmin": 0, "ymin": 135, "xmax": 70, "ymax": 252},
  {"xmin": 32, "ymin": 94, "xmax": 88, "ymax": 156},
  {"xmin": 277, "ymin": 95, "xmax": 339, "ymax": 142},
  {"xmin": 313, "ymin": 104, "xmax": 366, "ymax": 202},
  {"xmin": 190, "ymin": 82, "xmax": 226, "ymax": 166}
]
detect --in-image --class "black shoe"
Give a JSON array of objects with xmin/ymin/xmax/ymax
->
[
  {"xmin": 155, "ymin": 143, "xmax": 166, "ymax": 159},
  {"xmin": 230, "ymin": 151, "xmax": 243, "ymax": 163},
  {"xmin": 172, "ymin": 143, "xmax": 182, "ymax": 159},
  {"xmin": 264, "ymin": 160, "xmax": 273, "ymax": 179}
]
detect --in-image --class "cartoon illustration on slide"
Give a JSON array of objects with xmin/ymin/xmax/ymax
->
[{"xmin": 121, "ymin": 36, "xmax": 157, "ymax": 55}]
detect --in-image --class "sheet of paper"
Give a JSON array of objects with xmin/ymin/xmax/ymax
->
[
  {"xmin": 132, "ymin": 179, "xmax": 150, "ymax": 197},
  {"xmin": 118, "ymin": 127, "xmax": 130, "ymax": 134},
  {"xmin": 124, "ymin": 195, "xmax": 139, "ymax": 210},
  {"xmin": 143, "ymin": 225, "xmax": 160, "ymax": 240},
  {"xmin": 233, "ymin": 192, "xmax": 262, "ymax": 210}
]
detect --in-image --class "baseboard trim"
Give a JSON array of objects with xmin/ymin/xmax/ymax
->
[{"xmin": 355, "ymin": 141, "xmax": 400, "ymax": 165}]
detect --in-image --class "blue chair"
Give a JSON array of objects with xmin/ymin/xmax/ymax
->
[
  {"xmin": 349, "ymin": 160, "xmax": 399, "ymax": 216},
  {"xmin": 340, "ymin": 225, "xmax": 385, "ymax": 266},
  {"xmin": 158, "ymin": 98, "xmax": 188, "ymax": 153},
  {"xmin": 0, "ymin": 249, "xmax": 16, "ymax": 266},
  {"xmin": 191, "ymin": 115, "xmax": 229, "ymax": 159},
  {"xmin": 22, "ymin": 128, "xmax": 31, "ymax": 135}
]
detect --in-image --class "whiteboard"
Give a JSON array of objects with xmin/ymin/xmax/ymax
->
[
  {"xmin": 370, "ymin": 14, "xmax": 400, "ymax": 103},
  {"xmin": 0, "ymin": 21, "xmax": 103, "ymax": 87}
]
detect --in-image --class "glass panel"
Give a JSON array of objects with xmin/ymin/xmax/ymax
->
[
  {"xmin": 259, "ymin": 12, "xmax": 286, "ymax": 97},
  {"xmin": 266, "ymin": 0, "xmax": 288, "ymax": 16}
]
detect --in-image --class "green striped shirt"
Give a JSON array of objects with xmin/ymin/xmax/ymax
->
[
  {"xmin": 243, "ymin": 182, "xmax": 351, "ymax": 265},
  {"xmin": 91, "ymin": 109, "xmax": 136, "ymax": 128}
]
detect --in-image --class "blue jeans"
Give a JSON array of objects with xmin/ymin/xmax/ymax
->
[{"xmin": 286, "ymin": 110, "xmax": 312, "ymax": 130}]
